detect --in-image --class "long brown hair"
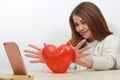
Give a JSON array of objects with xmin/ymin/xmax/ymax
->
[{"xmin": 69, "ymin": 2, "xmax": 112, "ymax": 47}]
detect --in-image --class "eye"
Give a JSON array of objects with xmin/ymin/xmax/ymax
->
[
  {"xmin": 81, "ymin": 21, "xmax": 86, "ymax": 24},
  {"xmin": 81, "ymin": 20, "xmax": 86, "ymax": 24},
  {"xmin": 74, "ymin": 22, "xmax": 79, "ymax": 27}
]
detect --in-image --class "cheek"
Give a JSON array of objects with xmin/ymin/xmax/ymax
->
[{"xmin": 75, "ymin": 27, "xmax": 79, "ymax": 32}]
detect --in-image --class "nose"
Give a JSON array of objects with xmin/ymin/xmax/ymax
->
[{"xmin": 76, "ymin": 25, "xmax": 84, "ymax": 32}]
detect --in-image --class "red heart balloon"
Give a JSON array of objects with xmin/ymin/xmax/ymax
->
[{"xmin": 42, "ymin": 43, "xmax": 75, "ymax": 73}]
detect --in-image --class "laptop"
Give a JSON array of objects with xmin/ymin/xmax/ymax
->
[{"xmin": 3, "ymin": 42, "xmax": 27, "ymax": 75}]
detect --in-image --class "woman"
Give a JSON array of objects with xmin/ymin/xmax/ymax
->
[{"xmin": 24, "ymin": 2, "xmax": 120, "ymax": 70}]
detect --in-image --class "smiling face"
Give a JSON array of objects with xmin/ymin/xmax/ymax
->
[{"xmin": 72, "ymin": 15, "xmax": 94, "ymax": 42}]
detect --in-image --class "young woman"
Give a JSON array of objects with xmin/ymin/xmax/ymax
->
[{"xmin": 24, "ymin": 2, "xmax": 120, "ymax": 70}]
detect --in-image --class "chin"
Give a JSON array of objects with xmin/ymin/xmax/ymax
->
[{"xmin": 83, "ymin": 36, "xmax": 89, "ymax": 39}]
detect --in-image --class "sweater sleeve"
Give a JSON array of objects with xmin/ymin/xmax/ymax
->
[
  {"xmin": 92, "ymin": 54, "xmax": 115, "ymax": 70},
  {"xmin": 91, "ymin": 35, "xmax": 120, "ymax": 70}
]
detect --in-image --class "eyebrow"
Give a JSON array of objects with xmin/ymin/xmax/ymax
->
[
  {"xmin": 80, "ymin": 19, "xmax": 85, "ymax": 23},
  {"xmin": 73, "ymin": 19, "xmax": 84, "ymax": 24}
]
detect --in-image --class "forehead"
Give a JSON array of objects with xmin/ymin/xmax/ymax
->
[{"xmin": 72, "ymin": 15, "xmax": 83, "ymax": 22}]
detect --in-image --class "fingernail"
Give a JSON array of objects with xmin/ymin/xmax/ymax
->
[{"xmin": 44, "ymin": 43, "xmax": 46, "ymax": 46}]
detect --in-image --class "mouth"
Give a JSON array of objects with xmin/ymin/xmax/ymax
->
[{"xmin": 80, "ymin": 31, "xmax": 88, "ymax": 36}]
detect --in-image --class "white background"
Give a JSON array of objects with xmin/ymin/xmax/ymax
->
[{"xmin": 0, "ymin": 0, "xmax": 120, "ymax": 71}]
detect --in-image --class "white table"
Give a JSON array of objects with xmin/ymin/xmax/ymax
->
[{"xmin": 0, "ymin": 69, "xmax": 120, "ymax": 80}]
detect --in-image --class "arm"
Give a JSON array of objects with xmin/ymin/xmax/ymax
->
[{"xmin": 91, "ymin": 35, "xmax": 120, "ymax": 70}]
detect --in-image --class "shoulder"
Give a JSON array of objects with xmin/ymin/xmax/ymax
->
[
  {"xmin": 102, "ymin": 34, "xmax": 120, "ymax": 42},
  {"xmin": 100, "ymin": 34, "xmax": 120, "ymax": 47}
]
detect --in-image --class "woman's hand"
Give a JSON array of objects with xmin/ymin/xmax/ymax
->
[
  {"xmin": 24, "ymin": 44, "xmax": 44, "ymax": 63},
  {"xmin": 73, "ymin": 39, "xmax": 93, "ymax": 68}
]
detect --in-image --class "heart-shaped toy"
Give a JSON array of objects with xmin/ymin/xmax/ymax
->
[{"xmin": 42, "ymin": 43, "xmax": 75, "ymax": 73}]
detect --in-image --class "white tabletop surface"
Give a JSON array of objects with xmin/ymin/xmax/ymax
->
[{"xmin": 0, "ymin": 68, "xmax": 120, "ymax": 80}]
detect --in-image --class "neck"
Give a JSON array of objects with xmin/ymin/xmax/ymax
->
[{"xmin": 87, "ymin": 38, "xmax": 95, "ymax": 43}]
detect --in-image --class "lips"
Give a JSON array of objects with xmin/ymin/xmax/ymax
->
[{"xmin": 80, "ymin": 31, "xmax": 87, "ymax": 35}]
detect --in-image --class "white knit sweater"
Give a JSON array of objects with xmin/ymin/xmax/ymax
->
[
  {"xmin": 69, "ymin": 34, "xmax": 120, "ymax": 70},
  {"xmin": 92, "ymin": 34, "xmax": 120, "ymax": 70}
]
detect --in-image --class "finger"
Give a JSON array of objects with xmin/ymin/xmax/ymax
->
[
  {"xmin": 75, "ymin": 39, "xmax": 86, "ymax": 49},
  {"xmin": 78, "ymin": 53, "xmax": 91, "ymax": 58},
  {"xmin": 28, "ymin": 44, "xmax": 41, "ymax": 51},
  {"xmin": 25, "ymin": 54, "xmax": 39, "ymax": 58},
  {"xmin": 75, "ymin": 53, "xmax": 90, "ymax": 59},
  {"xmin": 29, "ymin": 60, "xmax": 44, "ymax": 63},
  {"xmin": 44, "ymin": 43, "xmax": 47, "ymax": 46},
  {"xmin": 66, "ymin": 41, "xmax": 71, "ymax": 45},
  {"xmin": 78, "ymin": 46, "xmax": 91, "ymax": 53},
  {"xmin": 24, "ymin": 49, "xmax": 40, "ymax": 55}
]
